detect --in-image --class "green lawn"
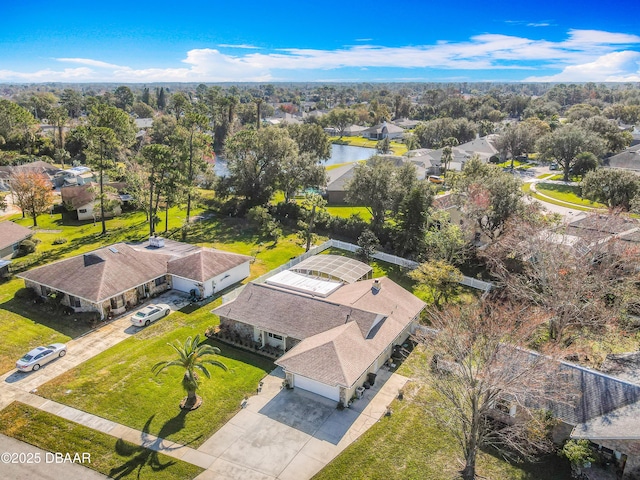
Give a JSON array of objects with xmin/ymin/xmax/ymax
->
[
  {"xmin": 535, "ymin": 173, "xmax": 554, "ymax": 180},
  {"xmin": 549, "ymin": 174, "xmax": 582, "ymax": 182},
  {"xmin": 0, "ymin": 278, "xmax": 92, "ymax": 373},
  {"xmin": 0, "ymin": 402, "xmax": 204, "ymax": 480},
  {"xmin": 314, "ymin": 347, "xmax": 572, "ymax": 480},
  {"xmin": 523, "ymin": 183, "xmax": 597, "ymax": 212},
  {"xmin": 325, "ymin": 206, "xmax": 372, "ymax": 220},
  {"xmin": 36, "ymin": 298, "xmax": 274, "ymax": 448},
  {"xmin": 535, "ymin": 183, "xmax": 605, "ymax": 208},
  {"xmin": 0, "ymin": 205, "xmax": 306, "ymax": 374}
]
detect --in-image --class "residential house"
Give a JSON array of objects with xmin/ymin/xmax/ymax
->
[
  {"xmin": 361, "ymin": 121, "xmax": 404, "ymax": 140},
  {"xmin": 18, "ymin": 238, "xmax": 251, "ymax": 319},
  {"xmin": 0, "ymin": 220, "xmax": 32, "ymax": 259},
  {"xmin": 53, "ymin": 166, "xmax": 95, "ymax": 188},
  {"xmin": 342, "ymin": 125, "xmax": 368, "ymax": 137},
  {"xmin": 0, "ymin": 160, "xmax": 60, "ymax": 191},
  {"xmin": 213, "ymin": 255, "xmax": 426, "ymax": 404},
  {"xmin": 325, "ymin": 163, "xmax": 356, "ymax": 204},
  {"xmin": 61, "ymin": 182, "xmax": 125, "ymax": 221},
  {"xmin": 604, "ymin": 144, "xmax": 640, "ymax": 172}
]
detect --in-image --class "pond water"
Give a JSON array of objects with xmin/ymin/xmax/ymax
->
[{"xmin": 214, "ymin": 144, "xmax": 375, "ymax": 177}]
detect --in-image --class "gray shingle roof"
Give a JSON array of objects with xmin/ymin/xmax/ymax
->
[
  {"xmin": 605, "ymin": 144, "xmax": 640, "ymax": 171},
  {"xmin": 18, "ymin": 243, "xmax": 171, "ymax": 302},
  {"xmin": 0, "ymin": 221, "xmax": 32, "ymax": 251},
  {"xmin": 18, "ymin": 239, "xmax": 250, "ymax": 303},
  {"xmin": 212, "ymin": 282, "xmax": 380, "ymax": 340},
  {"xmin": 168, "ymin": 250, "xmax": 251, "ymax": 282},
  {"xmin": 277, "ymin": 277, "xmax": 425, "ymax": 387}
]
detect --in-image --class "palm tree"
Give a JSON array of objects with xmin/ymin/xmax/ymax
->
[{"xmin": 152, "ymin": 335, "xmax": 228, "ymax": 410}]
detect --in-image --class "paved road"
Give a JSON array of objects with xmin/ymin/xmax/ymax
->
[{"xmin": 0, "ymin": 434, "xmax": 107, "ymax": 480}]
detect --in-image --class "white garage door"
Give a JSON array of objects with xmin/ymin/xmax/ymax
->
[
  {"xmin": 294, "ymin": 375, "xmax": 340, "ymax": 401},
  {"xmin": 171, "ymin": 276, "xmax": 199, "ymax": 294}
]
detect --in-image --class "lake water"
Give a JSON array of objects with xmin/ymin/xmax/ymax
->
[{"xmin": 214, "ymin": 144, "xmax": 375, "ymax": 177}]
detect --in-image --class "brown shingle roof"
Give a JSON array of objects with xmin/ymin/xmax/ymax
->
[
  {"xmin": 0, "ymin": 221, "xmax": 32, "ymax": 251},
  {"xmin": 18, "ymin": 243, "xmax": 172, "ymax": 303},
  {"xmin": 276, "ymin": 278, "xmax": 425, "ymax": 387},
  {"xmin": 168, "ymin": 250, "xmax": 251, "ymax": 282},
  {"xmin": 277, "ymin": 322, "xmax": 374, "ymax": 387},
  {"xmin": 216, "ymin": 276, "xmax": 426, "ymax": 388},
  {"xmin": 212, "ymin": 282, "xmax": 380, "ymax": 340}
]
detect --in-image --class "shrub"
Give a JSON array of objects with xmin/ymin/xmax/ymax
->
[
  {"xmin": 16, "ymin": 239, "xmax": 36, "ymax": 256},
  {"xmin": 52, "ymin": 237, "xmax": 68, "ymax": 245}
]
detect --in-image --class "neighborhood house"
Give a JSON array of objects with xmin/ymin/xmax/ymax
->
[
  {"xmin": 18, "ymin": 237, "xmax": 251, "ymax": 318},
  {"xmin": 213, "ymin": 255, "xmax": 426, "ymax": 405}
]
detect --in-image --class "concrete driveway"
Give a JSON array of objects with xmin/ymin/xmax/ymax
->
[{"xmin": 195, "ymin": 367, "xmax": 408, "ymax": 480}]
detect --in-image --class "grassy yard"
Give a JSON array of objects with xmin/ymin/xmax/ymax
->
[
  {"xmin": 0, "ymin": 278, "xmax": 92, "ymax": 373},
  {"xmin": 325, "ymin": 205, "xmax": 372, "ymax": 220},
  {"xmin": 0, "ymin": 205, "xmax": 306, "ymax": 374},
  {"xmin": 549, "ymin": 174, "xmax": 582, "ymax": 182},
  {"xmin": 0, "ymin": 402, "xmax": 204, "ymax": 480},
  {"xmin": 535, "ymin": 183, "xmax": 605, "ymax": 208},
  {"xmin": 523, "ymin": 183, "xmax": 596, "ymax": 212},
  {"xmin": 330, "ymin": 136, "xmax": 408, "ymax": 156},
  {"xmin": 36, "ymin": 297, "xmax": 274, "ymax": 448},
  {"xmin": 314, "ymin": 347, "xmax": 572, "ymax": 480}
]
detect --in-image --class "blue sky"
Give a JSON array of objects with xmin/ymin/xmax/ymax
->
[{"xmin": 1, "ymin": 0, "xmax": 640, "ymax": 83}]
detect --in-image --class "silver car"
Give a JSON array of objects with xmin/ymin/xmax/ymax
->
[
  {"xmin": 16, "ymin": 344, "xmax": 67, "ymax": 372},
  {"xmin": 130, "ymin": 303, "xmax": 171, "ymax": 327}
]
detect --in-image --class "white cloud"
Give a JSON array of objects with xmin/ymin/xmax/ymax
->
[
  {"xmin": 55, "ymin": 58, "xmax": 125, "ymax": 69},
  {"xmin": 525, "ymin": 50, "xmax": 640, "ymax": 82},
  {"xmin": 527, "ymin": 23, "xmax": 551, "ymax": 27},
  {"xmin": 1, "ymin": 29, "xmax": 639, "ymax": 82}
]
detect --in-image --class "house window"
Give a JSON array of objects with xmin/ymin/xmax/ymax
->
[
  {"xmin": 68, "ymin": 295, "xmax": 81, "ymax": 308},
  {"xmin": 154, "ymin": 276, "xmax": 166, "ymax": 286},
  {"xmin": 268, "ymin": 332, "xmax": 283, "ymax": 340},
  {"xmin": 110, "ymin": 295, "xmax": 125, "ymax": 309},
  {"xmin": 79, "ymin": 209, "xmax": 87, "ymax": 213}
]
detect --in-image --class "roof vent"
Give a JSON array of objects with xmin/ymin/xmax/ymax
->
[{"xmin": 149, "ymin": 236, "xmax": 165, "ymax": 248}]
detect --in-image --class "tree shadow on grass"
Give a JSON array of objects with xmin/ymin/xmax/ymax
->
[
  {"xmin": 109, "ymin": 410, "xmax": 199, "ymax": 479},
  {"xmin": 479, "ymin": 446, "xmax": 572, "ymax": 480}
]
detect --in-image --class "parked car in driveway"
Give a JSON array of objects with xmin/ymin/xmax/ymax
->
[
  {"xmin": 130, "ymin": 303, "xmax": 171, "ymax": 327},
  {"xmin": 428, "ymin": 175, "xmax": 444, "ymax": 184},
  {"xmin": 16, "ymin": 344, "xmax": 67, "ymax": 372}
]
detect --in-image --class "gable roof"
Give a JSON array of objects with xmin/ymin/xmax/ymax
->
[
  {"xmin": 0, "ymin": 221, "xmax": 32, "ymax": 251},
  {"xmin": 168, "ymin": 250, "xmax": 251, "ymax": 282}
]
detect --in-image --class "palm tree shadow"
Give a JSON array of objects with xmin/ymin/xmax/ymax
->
[{"xmin": 109, "ymin": 410, "xmax": 202, "ymax": 479}]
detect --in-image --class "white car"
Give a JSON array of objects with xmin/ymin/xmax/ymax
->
[
  {"xmin": 130, "ymin": 303, "xmax": 171, "ymax": 327},
  {"xmin": 16, "ymin": 344, "xmax": 67, "ymax": 372}
]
